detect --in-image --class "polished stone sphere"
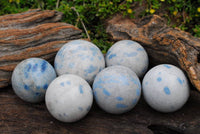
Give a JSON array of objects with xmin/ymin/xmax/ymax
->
[
  {"xmin": 106, "ymin": 40, "xmax": 149, "ymax": 77},
  {"xmin": 142, "ymin": 64, "xmax": 190, "ymax": 113},
  {"xmin": 45, "ymin": 74, "xmax": 93, "ymax": 122},
  {"xmin": 11, "ymin": 58, "xmax": 56, "ymax": 103},
  {"xmin": 93, "ymin": 65, "xmax": 141, "ymax": 114},
  {"xmin": 54, "ymin": 40, "xmax": 105, "ymax": 84}
]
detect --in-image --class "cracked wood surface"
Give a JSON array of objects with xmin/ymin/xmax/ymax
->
[
  {"xmin": 0, "ymin": 9, "xmax": 82, "ymax": 88},
  {"xmin": 106, "ymin": 15, "xmax": 200, "ymax": 92}
]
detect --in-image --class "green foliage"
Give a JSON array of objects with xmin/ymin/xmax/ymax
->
[
  {"xmin": 145, "ymin": 0, "xmax": 200, "ymax": 36},
  {"xmin": 0, "ymin": 0, "xmax": 199, "ymax": 52},
  {"xmin": 193, "ymin": 25, "xmax": 200, "ymax": 37},
  {"xmin": 55, "ymin": 0, "xmax": 135, "ymax": 52}
]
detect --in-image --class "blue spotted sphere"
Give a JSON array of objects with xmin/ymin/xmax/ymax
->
[
  {"xmin": 11, "ymin": 58, "xmax": 56, "ymax": 103},
  {"xmin": 45, "ymin": 74, "xmax": 93, "ymax": 123},
  {"xmin": 93, "ymin": 65, "xmax": 141, "ymax": 114},
  {"xmin": 106, "ymin": 40, "xmax": 149, "ymax": 78},
  {"xmin": 54, "ymin": 40, "xmax": 105, "ymax": 84},
  {"xmin": 142, "ymin": 64, "xmax": 190, "ymax": 113}
]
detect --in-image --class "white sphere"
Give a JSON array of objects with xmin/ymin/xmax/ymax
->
[
  {"xmin": 106, "ymin": 40, "xmax": 148, "ymax": 77},
  {"xmin": 45, "ymin": 74, "xmax": 93, "ymax": 123},
  {"xmin": 93, "ymin": 65, "xmax": 141, "ymax": 114},
  {"xmin": 54, "ymin": 40, "xmax": 105, "ymax": 84},
  {"xmin": 11, "ymin": 58, "xmax": 56, "ymax": 103},
  {"xmin": 142, "ymin": 64, "xmax": 190, "ymax": 113}
]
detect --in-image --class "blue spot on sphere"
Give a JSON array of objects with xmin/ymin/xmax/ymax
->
[
  {"xmin": 108, "ymin": 54, "xmax": 116, "ymax": 59},
  {"xmin": 41, "ymin": 61, "xmax": 47, "ymax": 73},
  {"xmin": 90, "ymin": 47, "xmax": 98, "ymax": 56},
  {"xmin": 145, "ymin": 81, "xmax": 148, "ymax": 85},
  {"xmin": 24, "ymin": 72, "xmax": 29, "ymax": 79},
  {"xmin": 126, "ymin": 40, "xmax": 134, "ymax": 46},
  {"xmin": 78, "ymin": 45, "xmax": 87, "ymax": 51},
  {"xmin": 93, "ymin": 78, "xmax": 104, "ymax": 90},
  {"xmin": 60, "ymin": 82, "xmax": 65, "ymax": 87},
  {"xmin": 70, "ymin": 40, "xmax": 82, "ymax": 45},
  {"xmin": 35, "ymin": 92, "xmax": 41, "ymax": 96},
  {"xmin": 24, "ymin": 64, "xmax": 32, "ymax": 78},
  {"xmin": 116, "ymin": 104, "xmax": 128, "ymax": 108},
  {"xmin": 79, "ymin": 85, "xmax": 84, "ymax": 94},
  {"xmin": 90, "ymin": 57, "xmax": 94, "ymax": 61},
  {"xmin": 85, "ymin": 65, "xmax": 97, "ymax": 74},
  {"xmin": 116, "ymin": 96, "xmax": 124, "ymax": 101},
  {"xmin": 137, "ymin": 48, "xmax": 144, "ymax": 51},
  {"xmin": 157, "ymin": 77, "xmax": 162, "ymax": 82},
  {"xmin": 24, "ymin": 84, "xmax": 30, "ymax": 90},
  {"xmin": 43, "ymin": 84, "xmax": 48, "ymax": 90},
  {"xmin": 124, "ymin": 52, "xmax": 137, "ymax": 57},
  {"xmin": 164, "ymin": 86, "xmax": 171, "ymax": 95},
  {"xmin": 103, "ymin": 88, "xmax": 111, "ymax": 96},
  {"xmin": 32, "ymin": 63, "xmax": 38, "ymax": 72},
  {"xmin": 118, "ymin": 75, "xmax": 130, "ymax": 85},
  {"xmin": 78, "ymin": 107, "xmax": 83, "ymax": 111},
  {"xmin": 177, "ymin": 77, "xmax": 183, "ymax": 85},
  {"xmin": 36, "ymin": 86, "xmax": 40, "ymax": 90},
  {"xmin": 163, "ymin": 64, "xmax": 172, "ymax": 69},
  {"xmin": 98, "ymin": 56, "xmax": 102, "ymax": 60},
  {"xmin": 68, "ymin": 62, "xmax": 75, "ymax": 68},
  {"xmin": 107, "ymin": 50, "xmax": 111, "ymax": 55},
  {"xmin": 66, "ymin": 81, "xmax": 71, "ymax": 85},
  {"xmin": 27, "ymin": 64, "xmax": 32, "ymax": 72}
]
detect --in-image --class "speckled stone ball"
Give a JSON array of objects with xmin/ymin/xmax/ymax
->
[
  {"xmin": 142, "ymin": 64, "xmax": 190, "ymax": 113},
  {"xmin": 54, "ymin": 40, "xmax": 105, "ymax": 84},
  {"xmin": 93, "ymin": 65, "xmax": 141, "ymax": 114},
  {"xmin": 45, "ymin": 74, "xmax": 93, "ymax": 123},
  {"xmin": 106, "ymin": 40, "xmax": 149, "ymax": 77},
  {"xmin": 11, "ymin": 58, "xmax": 56, "ymax": 103}
]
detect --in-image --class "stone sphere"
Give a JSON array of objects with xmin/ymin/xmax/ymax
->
[
  {"xmin": 142, "ymin": 64, "xmax": 190, "ymax": 113},
  {"xmin": 106, "ymin": 40, "xmax": 149, "ymax": 77},
  {"xmin": 93, "ymin": 65, "xmax": 141, "ymax": 114},
  {"xmin": 45, "ymin": 74, "xmax": 93, "ymax": 123},
  {"xmin": 11, "ymin": 58, "xmax": 56, "ymax": 103},
  {"xmin": 54, "ymin": 40, "xmax": 105, "ymax": 84}
]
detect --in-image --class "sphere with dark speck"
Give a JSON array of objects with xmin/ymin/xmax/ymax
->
[
  {"xmin": 106, "ymin": 40, "xmax": 149, "ymax": 77},
  {"xmin": 54, "ymin": 40, "xmax": 105, "ymax": 84},
  {"xmin": 93, "ymin": 65, "xmax": 141, "ymax": 114},
  {"xmin": 11, "ymin": 58, "xmax": 56, "ymax": 103},
  {"xmin": 142, "ymin": 64, "xmax": 190, "ymax": 113},
  {"xmin": 45, "ymin": 74, "xmax": 93, "ymax": 123}
]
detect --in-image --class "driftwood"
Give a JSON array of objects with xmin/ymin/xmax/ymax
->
[
  {"xmin": 106, "ymin": 15, "xmax": 200, "ymax": 91},
  {"xmin": 0, "ymin": 86, "xmax": 200, "ymax": 134},
  {"xmin": 0, "ymin": 9, "xmax": 62, "ymax": 30},
  {"xmin": 0, "ymin": 9, "xmax": 82, "ymax": 88}
]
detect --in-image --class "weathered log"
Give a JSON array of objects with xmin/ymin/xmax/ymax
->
[
  {"xmin": 106, "ymin": 15, "xmax": 200, "ymax": 91},
  {"xmin": 0, "ymin": 9, "xmax": 63, "ymax": 30},
  {"xmin": 0, "ymin": 9, "xmax": 82, "ymax": 88}
]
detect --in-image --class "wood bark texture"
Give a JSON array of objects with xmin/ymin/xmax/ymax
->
[
  {"xmin": 106, "ymin": 15, "xmax": 200, "ymax": 91},
  {"xmin": 0, "ymin": 9, "xmax": 82, "ymax": 88}
]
